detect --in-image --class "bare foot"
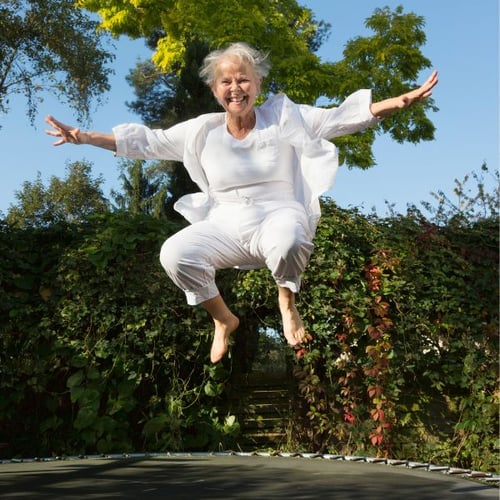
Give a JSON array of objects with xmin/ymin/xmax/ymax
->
[
  {"xmin": 210, "ymin": 314, "xmax": 239, "ymax": 363},
  {"xmin": 278, "ymin": 286, "xmax": 311, "ymax": 346},
  {"xmin": 201, "ymin": 294, "xmax": 240, "ymax": 363},
  {"xmin": 280, "ymin": 303, "xmax": 307, "ymax": 346}
]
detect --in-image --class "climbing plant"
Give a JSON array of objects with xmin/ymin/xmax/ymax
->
[{"xmin": 0, "ymin": 168, "xmax": 498, "ymax": 471}]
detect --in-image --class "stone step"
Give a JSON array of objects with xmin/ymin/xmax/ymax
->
[
  {"xmin": 230, "ymin": 379, "xmax": 292, "ymax": 449},
  {"xmin": 242, "ymin": 415, "xmax": 288, "ymax": 427}
]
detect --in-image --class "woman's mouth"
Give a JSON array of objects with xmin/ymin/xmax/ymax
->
[{"xmin": 228, "ymin": 96, "xmax": 246, "ymax": 103}]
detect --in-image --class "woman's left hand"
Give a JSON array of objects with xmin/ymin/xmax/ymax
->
[
  {"xmin": 370, "ymin": 70, "xmax": 439, "ymax": 118},
  {"xmin": 400, "ymin": 70, "xmax": 439, "ymax": 108}
]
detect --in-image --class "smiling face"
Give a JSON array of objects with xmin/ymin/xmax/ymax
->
[{"xmin": 211, "ymin": 56, "xmax": 261, "ymax": 120}]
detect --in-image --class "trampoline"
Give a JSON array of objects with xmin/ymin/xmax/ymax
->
[{"xmin": 0, "ymin": 452, "xmax": 498, "ymax": 499}]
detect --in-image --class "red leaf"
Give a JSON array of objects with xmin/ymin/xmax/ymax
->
[
  {"xmin": 343, "ymin": 411, "xmax": 356, "ymax": 423},
  {"xmin": 295, "ymin": 348, "xmax": 307, "ymax": 359},
  {"xmin": 370, "ymin": 408, "xmax": 385, "ymax": 421},
  {"xmin": 367, "ymin": 385, "xmax": 382, "ymax": 399},
  {"xmin": 370, "ymin": 432, "xmax": 384, "ymax": 446}
]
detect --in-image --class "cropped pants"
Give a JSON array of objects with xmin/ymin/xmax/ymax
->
[{"xmin": 159, "ymin": 193, "xmax": 314, "ymax": 305}]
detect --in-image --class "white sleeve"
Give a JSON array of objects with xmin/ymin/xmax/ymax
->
[
  {"xmin": 112, "ymin": 119, "xmax": 193, "ymax": 160},
  {"xmin": 298, "ymin": 89, "xmax": 380, "ymax": 139}
]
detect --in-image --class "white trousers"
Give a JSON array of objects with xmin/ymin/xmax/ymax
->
[{"xmin": 159, "ymin": 195, "xmax": 314, "ymax": 305}]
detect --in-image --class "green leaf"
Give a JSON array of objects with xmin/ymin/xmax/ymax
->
[
  {"xmin": 142, "ymin": 415, "xmax": 169, "ymax": 437},
  {"xmin": 74, "ymin": 405, "xmax": 98, "ymax": 430},
  {"xmin": 67, "ymin": 370, "xmax": 84, "ymax": 389}
]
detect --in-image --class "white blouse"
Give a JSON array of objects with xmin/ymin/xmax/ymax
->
[
  {"xmin": 200, "ymin": 111, "xmax": 294, "ymax": 193},
  {"xmin": 113, "ymin": 91, "xmax": 379, "ymax": 233}
]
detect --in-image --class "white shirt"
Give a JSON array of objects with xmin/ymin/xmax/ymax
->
[
  {"xmin": 113, "ymin": 91, "xmax": 379, "ymax": 232},
  {"xmin": 201, "ymin": 111, "xmax": 294, "ymax": 193}
]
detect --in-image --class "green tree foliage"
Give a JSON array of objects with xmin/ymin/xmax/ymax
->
[
  {"xmin": 330, "ymin": 6, "xmax": 437, "ymax": 167},
  {"xmin": 78, "ymin": 0, "xmax": 330, "ymax": 102},
  {"xmin": 6, "ymin": 160, "xmax": 110, "ymax": 228},
  {"xmin": 78, "ymin": 1, "xmax": 436, "ymax": 168},
  {"xmin": 126, "ymin": 39, "xmax": 219, "ymax": 127},
  {"xmin": 420, "ymin": 162, "xmax": 499, "ymax": 225},
  {"xmin": 111, "ymin": 159, "xmax": 169, "ymax": 217},
  {"xmin": 0, "ymin": 0, "xmax": 114, "ymax": 124}
]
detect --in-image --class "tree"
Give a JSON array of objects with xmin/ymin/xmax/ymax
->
[
  {"xmin": 118, "ymin": 5, "xmax": 437, "ymax": 207},
  {"xmin": 78, "ymin": 0, "xmax": 331, "ymax": 102},
  {"xmin": 330, "ymin": 6, "xmax": 437, "ymax": 167},
  {"xmin": 126, "ymin": 38, "xmax": 219, "ymax": 127},
  {"xmin": 419, "ymin": 163, "xmax": 499, "ymax": 225},
  {"xmin": 78, "ymin": 1, "xmax": 436, "ymax": 169},
  {"xmin": 6, "ymin": 160, "xmax": 110, "ymax": 227},
  {"xmin": 0, "ymin": 0, "xmax": 114, "ymax": 125},
  {"xmin": 111, "ymin": 159, "xmax": 169, "ymax": 218}
]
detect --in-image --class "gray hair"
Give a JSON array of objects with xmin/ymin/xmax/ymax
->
[{"xmin": 199, "ymin": 42, "xmax": 270, "ymax": 86}]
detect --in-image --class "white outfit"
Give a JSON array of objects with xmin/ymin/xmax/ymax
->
[{"xmin": 113, "ymin": 91, "xmax": 378, "ymax": 305}]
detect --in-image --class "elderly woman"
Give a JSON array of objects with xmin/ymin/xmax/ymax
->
[{"xmin": 45, "ymin": 42, "xmax": 438, "ymax": 363}]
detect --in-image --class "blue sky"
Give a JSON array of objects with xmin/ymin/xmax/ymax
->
[{"xmin": 0, "ymin": 0, "xmax": 498, "ymax": 216}]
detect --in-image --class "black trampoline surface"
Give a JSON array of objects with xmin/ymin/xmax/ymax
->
[{"xmin": 0, "ymin": 454, "xmax": 498, "ymax": 499}]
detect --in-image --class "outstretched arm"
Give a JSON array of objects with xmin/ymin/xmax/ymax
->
[
  {"xmin": 45, "ymin": 115, "xmax": 116, "ymax": 151},
  {"xmin": 370, "ymin": 70, "xmax": 438, "ymax": 119}
]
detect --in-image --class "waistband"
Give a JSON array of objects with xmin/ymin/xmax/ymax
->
[{"xmin": 210, "ymin": 182, "xmax": 295, "ymax": 204}]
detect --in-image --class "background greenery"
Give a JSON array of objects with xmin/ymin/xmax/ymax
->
[{"xmin": 1, "ymin": 166, "xmax": 498, "ymax": 471}]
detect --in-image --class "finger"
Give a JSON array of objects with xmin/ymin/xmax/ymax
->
[
  {"xmin": 427, "ymin": 70, "xmax": 439, "ymax": 87},
  {"xmin": 45, "ymin": 115, "xmax": 62, "ymax": 128},
  {"xmin": 420, "ymin": 71, "xmax": 437, "ymax": 89},
  {"xmin": 51, "ymin": 135, "xmax": 69, "ymax": 146},
  {"xmin": 427, "ymin": 70, "xmax": 437, "ymax": 80},
  {"xmin": 45, "ymin": 128, "xmax": 67, "ymax": 137},
  {"xmin": 46, "ymin": 128, "xmax": 71, "ymax": 145},
  {"xmin": 45, "ymin": 115, "xmax": 72, "ymax": 133}
]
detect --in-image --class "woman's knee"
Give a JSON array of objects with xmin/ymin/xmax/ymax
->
[
  {"xmin": 160, "ymin": 236, "xmax": 212, "ymax": 293},
  {"xmin": 268, "ymin": 221, "xmax": 313, "ymax": 260},
  {"xmin": 159, "ymin": 237, "xmax": 182, "ymax": 275},
  {"xmin": 264, "ymin": 234, "xmax": 313, "ymax": 282},
  {"xmin": 159, "ymin": 230, "xmax": 202, "ymax": 273},
  {"xmin": 278, "ymin": 239, "xmax": 313, "ymax": 270},
  {"xmin": 284, "ymin": 231, "xmax": 313, "ymax": 257},
  {"xmin": 160, "ymin": 228, "xmax": 221, "ymax": 284}
]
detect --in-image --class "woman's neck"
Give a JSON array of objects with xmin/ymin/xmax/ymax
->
[{"xmin": 226, "ymin": 110, "xmax": 256, "ymax": 140}]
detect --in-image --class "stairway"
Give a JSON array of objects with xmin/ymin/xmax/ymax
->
[{"xmin": 232, "ymin": 375, "xmax": 292, "ymax": 450}]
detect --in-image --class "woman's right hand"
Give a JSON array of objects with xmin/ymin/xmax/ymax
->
[{"xmin": 45, "ymin": 115, "xmax": 83, "ymax": 146}]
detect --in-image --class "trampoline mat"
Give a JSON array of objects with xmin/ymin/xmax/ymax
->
[{"xmin": 0, "ymin": 454, "xmax": 497, "ymax": 499}]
